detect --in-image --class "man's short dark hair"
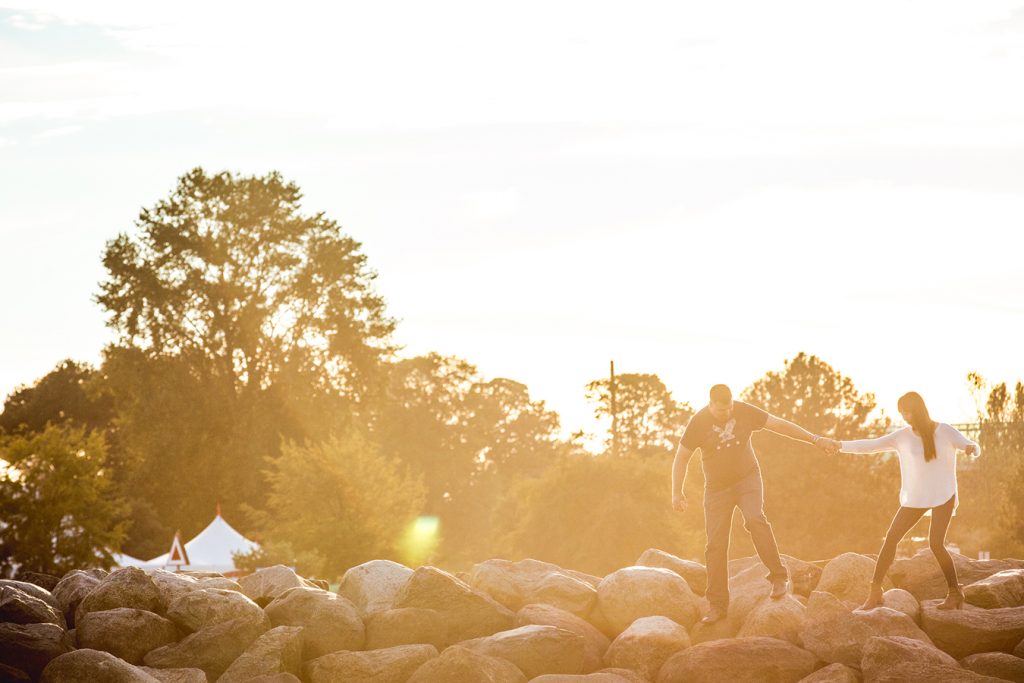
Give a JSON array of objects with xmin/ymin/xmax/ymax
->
[{"xmin": 709, "ymin": 384, "xmax": 732, "ymax": 404}]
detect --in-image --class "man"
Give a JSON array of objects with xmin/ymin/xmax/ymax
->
[{"xmin": 671, "ymin": 384, "xmax": 828, "ymax": 624}]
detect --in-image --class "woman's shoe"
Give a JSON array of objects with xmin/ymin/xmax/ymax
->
[
  {"xmin": 856, "ymin": 584, "xmax": 884, "ymax": 612},
  {"xmin": 937, "ymin": 584, "xmax": 965, "ymax": 610}
]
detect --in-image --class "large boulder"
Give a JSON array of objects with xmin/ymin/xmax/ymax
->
[
  {"xmin": 16, "ymin": 572, "xmax": 60, "ymax": 592},
  {"xmin": 531, "ymin": 674, "xmax": 641, "ymax": 683},
  {"xmin": 816, "ymin": 553, "xmax": 889, "ymax": 605},
  {"xmin": 516, "ymin": 603, "xmax": 611, "ymax": 673},
  {"xmin": 52, "ymin": 570, "xmax": 103, "ymax": 628},
  {"xmin": 0, "ymin": 622, "xmax": 73, "ymax": 680},
  {"xmin": 960, "ymin": 652, "xmax": 1024, "ymax": 682},
  {"xmin": 39, "ymin": 649, "xmax": 160, "ymax": 682},
  {"xmin": 238, "ymin": 565, "xmax": 318, "ymax": 607},
  {"xmin": 881, "ymin": 588, "xmax": 920, "ymax": 624},
  {"xmin": 656, "ymin": 636, "xmax": 818, "ymax": 683},
  {"xmin": 366, "ymin": 607, "xmax": 448, "ymax": 650},
  {"xmin": 689, "ymin": 564, "xmax": 778, "ymax": 644},
  {"xmin": 338, "ymin": 559, "xmax": 414, "ymax": 616},
  {"xmin": 146, "ymin": 570, "xmax": 242, "ymax": 613},
  {"xmin": 305, "ymin": 644, "xmax": 438, "ymax": 683},
  {"xmin": 75, "ymin": 568, "xmax": 161, "ymax": 626},
  {"xmin": 799, "ymin": 591, "xmax": 932, "ymax": 667},
  {"xmin": 964, "ymin": 569, "xmax": 1024, "ymax": 609},
  {"xmin": 860, "ymin": 635, "xmax": 999, "ymax": 682},
  {"xmin": 393, "ymin": 566, "xmax": 515, "ymax": 644},
  {"xmin": 737, "ymin": 594, "xmax": 806, "ymax": 646},
  {"xmin": 77, "ymin": 608, "xmax": 179, "ymax": 665},
  {"xmin": 407, "ymin": 645, "xmax": 526, "ymax": 683},
  {"xmin": 636, "ymin": 549, "xmax": 707, "ymax": 596},
  {"xmin": 143, "ymin": 616, "xmax": 268, "ymax": 681},
  {"xmin": 265, "ymin": 586, "xmax": 365, "ymax": 659},
  {"xmin": 459, "ymin": 625, "xmax": 587, "ymax": 679},
  {"xmin": 920, "ymin": 599, "xmax": 1024, "ymax": 658},
  {"xmin": 0, "ymin": 579, "xmax": 60, "ymax": 611},
  {"xmin": 890, "ymin": 550, "xmax": 1024, "ymax": 601},
  {"xmin": 467, "ymin": 559, "xmax": 597, "ymax": 619},
  {"xmin": 166, "ymin": 587, "xmax": 268, "ymax": 633},
  {"xmin": 796, "ymin": 663, "xmax": 859, "ymax": 682},
  {"xmin": 218, "ymin": 625, "xmax": 305, "ymax": 683},
  {"xmin": 0, "ymin": 585, "xmax": 66, "ymax": 628},
  {"xmin": 596, "ymin": 567, "xmax": 700, "ymax": 635},
  {"xmin": 603, "ymin": 616, "xmax": 690, "ymax": 681},
  {"xmin": 137, "ymin": 668, "xmax": 207, "ymax": 683}
]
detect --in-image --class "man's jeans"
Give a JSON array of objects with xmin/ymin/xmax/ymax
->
[{"xmin": 703, "ymin": 469, "xmax": 788, "ymax": 611}]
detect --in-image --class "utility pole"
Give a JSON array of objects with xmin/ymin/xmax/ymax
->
[{"xmin": 610, "ymin": 360, "xmax": 618, "ymax": 457}]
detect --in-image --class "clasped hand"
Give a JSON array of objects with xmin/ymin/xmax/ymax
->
[{"xmin": 814, "ymin": 435, "xmax": 841, "ymax": 455}]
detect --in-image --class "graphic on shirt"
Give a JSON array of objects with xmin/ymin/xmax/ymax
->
[{"xmin": 712, "ymin": 419, "xmax": 739, "ymax": 451}]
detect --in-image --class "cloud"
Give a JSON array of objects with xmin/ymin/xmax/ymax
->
[{"xmin": 35, "ymin": 124, "xmax": 81, "ymax": 138}]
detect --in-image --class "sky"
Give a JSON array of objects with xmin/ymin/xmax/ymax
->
[{"xmin": 2, "ymin": 1, "xmax": 1023, "ymax": 445}]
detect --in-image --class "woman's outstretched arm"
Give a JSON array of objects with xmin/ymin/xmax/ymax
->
[
  {"xmin": 840, "ymin": 430, "xmax": 901, "ymax": 454},
  {"xmin": 944, "ymin": 423, "xmax": 981, "ymax": 458}
]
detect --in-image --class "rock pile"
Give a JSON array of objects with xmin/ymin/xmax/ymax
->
[{"xmin": 2, "ymin": 548, "xmax": 1024, "ymax": 682}]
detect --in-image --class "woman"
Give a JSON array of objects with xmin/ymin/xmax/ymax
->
[{"xmin": 822, "ymin": 391, "xmax": 980, "ymax": 611}]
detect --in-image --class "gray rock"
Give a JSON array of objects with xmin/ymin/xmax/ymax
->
[
  {"xmin": 143, "ymin": 616, "xmax": 268, "ymax": 681},
  {"xmin": 459, "ymin": 625, "xmax": 586, "ymax": 679},
  {"xmin": 366, "ymin": 607, "xmax": 448, "ymax": 650},
  {"xmin": 15, "ymin": 572, "xmax": 60, "ymax": 592},
  {"xmin": 656, "ymin": 636, "xmax": 817, "ymax": 683},
  {"xmin": 603, "ymin": 616, "xmax": 690, "ymax": 681},
  {"xmin": 265, "ymin": 586, "xmax": 364, "ymax": 659},
  {"xmin": 166, "ymin": 587, "xmax": 268, "ymax": 633},
  {"xmin": 0, "ymin": 579, "xmax": 60, "ymax": 611},
  {"xmin": 77, "ymin": 608, "xmax": 179, "ymax": 665},
  {"xmin": 860, "ymin": 634, "xmax": 958, "ymax": 673},
  {"xmin": 407, "ymin": 645, "xmax": 526, "ymax": 683},
  {"xmin": 960, "ymin": 652, "xmax": 1024, "ymax": 682},
  {"xmin": 0, "ymin": 585, "xmax": 66, "ymax": 628},
  {"xmin": 75, "ymin": 568, "xmax": 161, "ymax": 626},
  {"xmin": 881, "ymin": 588, "xmax": 920, "ymax": 624},
  {"xmin": 0, "ymin": 622, "xmax": 73, "ymax": 680},
  {"xmin": 0, "ymin": 662, "xmax": 31, "ymax": 682},
  {"xmin": 393, "ymin": 566, "xmax": 515, "ymax": 644},
  {"xmin": 237, "ymin": 565, "xmax": 318, "ymax": 607},
  {"xmin": 816, "ymin": 553, "xmax": 888, "ymax": 605},
  {"xmin": 338, "ymin": 559, "xmax": 413, "ymax": 616},
  {"xmin": 596, "ymin": 567, "xmax": 700, "ymax": 636},
  {"xmin": 218, "ymin": 625, "xmax": 304, "ymax": 683},
  {"xmin": 516, "ymin": 603, "xmax": 611, "ymax": 673},
  {"xmin": 964, "ymin": 569, "xmax": 1024, "ymax": 609},
  {"xmin": 635, "ymin": 548, "xmax": 707, "ymax": 596},
  {"xmin": 795, "ymin": 662, "xmax": 859, "ymax": 683},
  {"xmin": 799, "ymin": 591, "xmax": 932, "ymax": 668},
  {"xmin": 40, "ymin": 649, "xmax": 160, "ymax": 682},
  {"xmin": 920, "ymin": 599, "xmax": 1024, "ymax": 659},
  {"xmin": 52, "ymin": 570, "xmax": 103, "ymax": 628},
  {"xmin": 305, "ymin": 644, "xmax": 438, "ymax": 683},
  {"xmin": 890, "ymin": 550, "xmax": 1024, "ymax": 601},
  {"xmin": 737, "ymin": 594, "xmax": 806, "ymax": 646},
  {"xmin": 467, "ymin": 558, "xmax": 597, "ymax": 619},
  {"xmin": 530, "ymin": 674, "xmax": 637, "ymax": 683},
  {"xmin": 137, "ymin": 668, "xmax": 207, "ymax": 683},
  {"xmin": 689, "ymin": 564, "xmax": 778, "ymax": 644},
  {"xmin": 728, "ymin": 555, "xmax": 823, "ymax": 597}
]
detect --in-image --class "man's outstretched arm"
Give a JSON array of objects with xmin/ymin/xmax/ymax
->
[
  {"xmin": 763, "ymin": 415, "xmax": 825, "ymax": 446},
  {"xmin": 671, "ymin": 443, "xmax": 693, "ymax": 511}
]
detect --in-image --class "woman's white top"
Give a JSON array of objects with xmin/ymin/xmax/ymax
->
[{"xmin": 840, "ymin": 423, "xmax": 980, "ymax": 510}]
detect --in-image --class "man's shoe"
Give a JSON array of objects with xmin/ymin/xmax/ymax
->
[
  {"xmin": 700, "ymin": 606, "xmax": 727, "ymax": 625},
  {"xmin": 770, "ymin": 578, "xmax": 790, "ymax": 599}
]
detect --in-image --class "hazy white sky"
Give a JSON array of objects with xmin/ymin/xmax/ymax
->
[{"xmin": 2, "ymin": 1, "xmax": 1023, "ymax": 442}]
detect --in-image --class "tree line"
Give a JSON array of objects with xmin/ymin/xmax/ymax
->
[{"xmin": 2, "ymin": 168, "xmax": 1021, "ymax": 579}]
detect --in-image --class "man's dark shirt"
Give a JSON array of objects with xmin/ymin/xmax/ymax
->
[{"xmin": 680, "ymin": 401, "xmax": 769, "ymax": 491}]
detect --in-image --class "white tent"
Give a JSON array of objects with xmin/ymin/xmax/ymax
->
[{"xmin": 121, "ymin": 507, "xmax": 259, "ymax": 575}]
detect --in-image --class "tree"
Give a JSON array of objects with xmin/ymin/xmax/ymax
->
[
  {"xmin": 0, "ymin": 425, "xmax": 128, "ymax": 576},
  {"xmin": 737, "ymin": 353, "xmax": 897, "ymax": 560},
  {"xmin": 585, "ymin": 373, "xmax": 693, "ymax": 457},
  {"xmin": 95, "ymin": 168, "xmax": 396, "ymax": 540},
  {"xmin": 239, "ymin": 429, "xmax": 426, "ymax": 579},
  {"xmin": 0, "ymin": 360, "xmax": 114, "ymax": 435}
]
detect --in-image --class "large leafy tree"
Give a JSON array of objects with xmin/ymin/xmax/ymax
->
[
  {"xmin": 737, "ymin": 353, "xmax": 897, "ymax": 560},
  {"xmin": 0, "ymin": 360, "xmax": 114, "ymax": 435},
  {"xmin": 0, "ymin": 425, "xmax": 128, "ymax": 576},
  {"xmin": 585, "ymin": 373, "xmax": 693, "ymax": 457},
  {"xmin": 96, "ymin": 168, "xmax": 396, "ymax": 543}
]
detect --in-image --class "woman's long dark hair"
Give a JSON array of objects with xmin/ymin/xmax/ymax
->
[{"xmin": 898, "ymin": 391, "xmax": 937, "ymax": 461}]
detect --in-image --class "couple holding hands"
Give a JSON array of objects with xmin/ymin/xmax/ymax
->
[{"xmin": 671, "ymin": 384, "xmax": 979, "ymax": 624}]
